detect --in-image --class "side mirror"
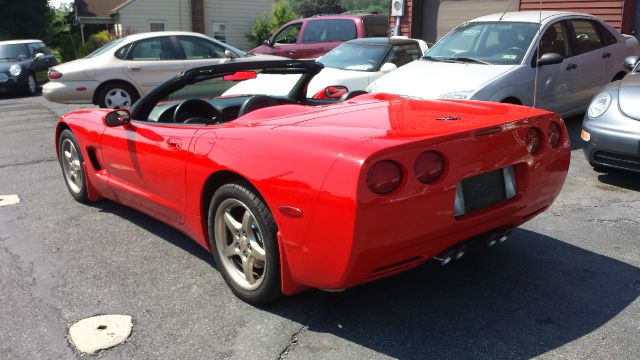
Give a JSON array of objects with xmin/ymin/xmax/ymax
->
[
  {"xmin": 624, "ymin": 56, "xmax": 639, "ymax": 71},
  {"xmin": 313, "ymin": 85, "xmax": 348, "ymax": 99},
  {"xmin": 263, "ymin": 39, "xmax": 274, "ymax": 47},
  {"xmin": 34, "ymin": 52, "xmax": 45, "ymax": 61},
  {"xmin": 536, "ymin": 53, "xmax": 563, "ymax": 67},
  {"xmin": 380, "ymin": 62, "xmax": 398, "ymax": 73},
  {"xmin": 224, "ymin": 49, "xmax": 238, "ymax": 59},
  {"xmin": 105, "ymin": 109, "xmax": 131, "ymax": 127}
]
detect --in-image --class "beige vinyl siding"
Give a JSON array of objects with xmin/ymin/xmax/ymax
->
[
  {"xmin": 117, "ymin": 0, "xmax": 192, "ymax": 35},
  {"xmin": 203, "ymin": 0, "xmax": 272, "ymax": 50}
]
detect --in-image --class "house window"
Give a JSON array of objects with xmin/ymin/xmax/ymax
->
[
  {"xmin": 212, "ymin": 22, "xmax": 227, "ymax": 43},
  {"xmin": 150, "ymin": 22, "xmax": 165, "ymax": 32}
]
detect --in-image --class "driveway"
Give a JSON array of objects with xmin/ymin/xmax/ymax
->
[{"xmin": 0, "ymin": 94, "xmax": 639, "ymax": 359}]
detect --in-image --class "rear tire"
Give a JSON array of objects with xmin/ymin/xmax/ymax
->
[
  {"xmin": 97, "ymin": 82, "xmax": 138, "ymax": 108},
  {"xmin": 208, "ymin": 182, "xmax": 282, "ymax": 304},
  {"xmin": 58, "ymin": 129, "xmax": 89, "ymax": 203}
]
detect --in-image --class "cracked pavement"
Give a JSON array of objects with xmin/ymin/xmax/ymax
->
[{"xmin": 0, "ymin": 93, "xmax": 638, "ymax": 359}]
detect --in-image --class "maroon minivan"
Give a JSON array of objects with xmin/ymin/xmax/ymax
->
[{"xmin": 250, "ymin": 14, "xmax": 389, "ymax": 59}]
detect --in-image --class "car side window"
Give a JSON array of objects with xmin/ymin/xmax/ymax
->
[
  {"xmin": 302, "ymin": 19, "xmax": 356, "ymax": 43},
  {"xmin": 128, "ymin": 37, "xmax": 178, "ymax": 61},
  {"xmin": 27, "ymin": 43, "xmax": 40, "ymax": 57},
  {"xmin": 383, "ymin": 44, "xmax": 421, "ymax": 67},
  {"xmin": 114, "ymin": 44, "xmax": 132, "ymax": 59},
  {"xmin": 539, "ymin": 22, "xmax": 570, "ymax": 58},
  {"xmin": 570, "ymin": 20, "xmax": 604, "ymax": 54},
  {"xmin": 178, "ymin": 36, "xmax": 226, "ymax": 59},
  {"xmin": 596, "ymin": 22, "xmax": 618, "ymax": 46},
  {"xmin": 274, "ymin": 23, "xmax": 302, "ymax": 45}
]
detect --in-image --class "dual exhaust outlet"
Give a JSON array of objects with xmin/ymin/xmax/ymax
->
[{"xmin": 433, "ymin": 230, "xmax": 512, "ymax": 266}]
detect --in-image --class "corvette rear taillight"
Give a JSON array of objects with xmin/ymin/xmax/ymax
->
[
  {"xmin": 414, "ymin": 151, "xmax": 444, "ymax": 184},
  {"xmin": 48, "ymin": 69, "xmax": 62, "ymax": 80},
  {"xmin": 367, "ymin": 160, "xmax": 402, "ymax": 194},
  {"xmin": 548, "ymin": 122, "xmax": 561, "ymax": 148},
  {"xmin": 526, "ymin": 127, "xmax": 542, "ymax": 154}
]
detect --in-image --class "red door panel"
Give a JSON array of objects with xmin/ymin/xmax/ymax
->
[{"xmin": 101, "ymin": 122, "xmax": 199, "ymax": 224}]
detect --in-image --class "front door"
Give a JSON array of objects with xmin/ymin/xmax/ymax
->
[
  {"xmin": 123, "ymin": 36, "xmax": 185, "ymax": 95},
  {"xmin": 533, "ymin": 21, "xmax": 579, "ymax": 115},
  {"xmin": 101, "ymin": 121, "xmax": 200, "ymax": 224},
  {"xmin": 271, "ymin": 22, "xmax": 302, "ymax": 58}
]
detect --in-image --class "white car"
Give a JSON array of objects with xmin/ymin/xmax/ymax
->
[
  {"xmin": 43, "ymin": 31, "xmax": 284, "ymax": 108},
  {"xmin": 367, "ymin": 11, "xmax": 640, "ymax": 118},
  {"xmin": 224, "ymin": 37, "xmax": 428, "ymax": 99}
]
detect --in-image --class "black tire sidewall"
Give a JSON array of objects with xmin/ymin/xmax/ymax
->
[
  {"xmin": 208, "ymin": 182, "xmax": 282, "ymax": 304},
  {"xmin": 24, "ymin": 73, "xmax": 36, "ymax": 96},
  {"xmin": 98, "ymin": 83, "xmax": 139, "ymax": 108},
  {"xmin": 58, "ymin": 129, "xmax": 89, "ymax": 203}
]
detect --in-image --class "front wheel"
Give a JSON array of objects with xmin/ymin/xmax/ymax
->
[
  {"xmin": 58, "ymin": 129, "xmax": 89, "ymax": 203},
  {"xmin": 208, "ymin": 182, "xmax": 282, "ymax": 304},
  {"xmin": 23, "ymin": 73, "xmax": 37, "ymax": 96}
]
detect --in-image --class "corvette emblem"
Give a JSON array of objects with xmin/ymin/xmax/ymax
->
[{"xmin": 436, "ymin": 115, "xmax": 461, "ymax": 121}]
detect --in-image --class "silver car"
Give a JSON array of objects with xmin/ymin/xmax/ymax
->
[
  {"xmin": 43, "ymin": 31, "xmax": 283, "ymax": 108},
  {"xmin": 582, "ymin": 56, "xmax": 640, "ymax": 173},
  {"xmin": 368, "ymin": 11, "xmax": 640, "ymax": 118}
]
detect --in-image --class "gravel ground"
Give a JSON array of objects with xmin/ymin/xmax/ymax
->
[{"xmin": 0, "ymin": 92, "xmax": 638, "ymax": 360}]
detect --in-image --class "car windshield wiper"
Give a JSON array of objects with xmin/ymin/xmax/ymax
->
[
  {"xmin": 447, "ymin": 57, "xmax": 490, "ymax": 65},
  {"xmin": 422, "ymin": 56, "xmax": 456, "ymax": 63}
]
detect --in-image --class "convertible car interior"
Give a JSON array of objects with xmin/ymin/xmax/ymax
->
[{"xmin": 137, "ymin": 62, "xmax": 369, "ymax": 126}]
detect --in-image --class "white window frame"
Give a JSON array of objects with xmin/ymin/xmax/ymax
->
[
  {"xmin": 211, "ymin": 21, "xmax": 227, "ymax": 43},
  {"xmin": 149, "ymin": 21, "xmax": 166, "ymax": 32}
]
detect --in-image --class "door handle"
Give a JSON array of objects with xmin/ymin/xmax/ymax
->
[
  {"xmin": 566, "ymin": 63, "xmax": 577, "ymax": 70},
  {"xmin": 602, "ymin": 52, "xmax": 611, "ymax": 59},
  {"xmin": 128, "ymin": 65, "xmax": 141, "ymax": 71},
  {"xmin": 166, "ymin": 137, "xmax": 183, "ymax": 150},
  {"xmin": 288, "ymin": 50, "xmax": 296, "ymax": 55}
]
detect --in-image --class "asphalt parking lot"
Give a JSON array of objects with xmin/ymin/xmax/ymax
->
[{"xmin": 0, "ymin": 93, "xmax": 638, "ymax": 360}]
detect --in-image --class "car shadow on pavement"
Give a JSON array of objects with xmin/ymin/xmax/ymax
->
[
  {"xmin": 91, "ymin": 201, "xmax": 213, "ymax": 265},
  {"xmin": 269, "ymin": 228, "xmax": 640, "ymax": 359},
  {"xmin": 597, "ymin": 170, "xmax": 640, "ymax": 192},
  {"xmin": 563, "ymin": 114, "xmax": 585, "ymax": 151}
]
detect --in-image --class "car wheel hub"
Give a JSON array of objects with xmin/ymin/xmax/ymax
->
[
  {"xmin": 27, "ymin": 75, "xmax": 36, "ymax": 93},
  {"xmin": 214, "ymin": 199, "xmax": 267, "ymax": 291},
  {"xmin": 105, "ymin": 89, "xmax": 132, "ymax": 108},
  {"xmin": 61, "ymin": 139, "xmax": 83, "ymax": 194}
]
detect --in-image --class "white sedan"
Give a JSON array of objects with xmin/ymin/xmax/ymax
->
[
  {"xmin": 368, "ymin": 11, "xmax": 640, "ymax": 118},
  {"xmin": 43, "ymin": 31, "xmax": 283, "ymax": 108},
  {"xmin": 224, "ymin": 37, "xmax": 428, "ymax": 99}
]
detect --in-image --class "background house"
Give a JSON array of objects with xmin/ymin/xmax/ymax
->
[
  {"xmin": 75, "ymin": 0, "xmax": 272, "ymax": 50},
  {"xmin": 391, "ymin": 0, "xmax": 639, "ymax": 44}
]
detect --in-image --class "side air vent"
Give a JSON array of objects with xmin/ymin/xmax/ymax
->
[{"xmin": 86, "ymin": 148, "xmax": 102, "ymax": 171}]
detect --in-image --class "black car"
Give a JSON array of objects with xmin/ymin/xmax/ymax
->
[{"xmin": 0, "ymin": 40, "xmax": 57, "ymax": 95}]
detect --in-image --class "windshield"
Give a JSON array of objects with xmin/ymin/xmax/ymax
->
[
  {"xmin": 425, "ymin": 21, "xmax": 539, "ymax": 65},
  {"xmin": 0, "ymin": 44, "xmax": 29, "ymax": 60},
  {"xmin": 85, "ymin": 37, "xmax": 127, "ymax": 58},
  {"xmin": 319, "ymin": 43, "xmax": 390, "ymax": 71}
]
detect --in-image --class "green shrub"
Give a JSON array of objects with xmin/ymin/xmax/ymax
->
[{"xmin": 247, "ymin": 2, "xmax": 298, "ymax": 47}]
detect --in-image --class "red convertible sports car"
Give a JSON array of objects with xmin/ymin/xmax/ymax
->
[{"xmin": 55, "ymin": 60, "xmax": 570, "ymax": 304}]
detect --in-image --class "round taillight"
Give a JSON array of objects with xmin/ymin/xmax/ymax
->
[
  {"xmin": 548, "ymin": 122, "xmax": 561, "ymax": 148},
  {"xmin": 526, "ymin": 127, "xmax": 543, "ymax": 154},
  {"xmin": 414, "ymin": 151, "xmax": 444, "ymax": 184},
  {"xmin": 366, "ymin": 161, "xmax": 402, "ymax": 194},
  {"xmin": 48, "ymin": 69, "xmax": 62, "ymax": 80}
]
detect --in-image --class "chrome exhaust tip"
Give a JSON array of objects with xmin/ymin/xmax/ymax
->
[
  {"xmin": 498, "ymin": 231, "xmax": 512, "ymax": 243},
  {"xmin": 434, "ymin": 251, "xmax": 454, "ymax": 266},
  {"xmin": 454, "ymin": 245, "xmax": 468, "ymax": 260}
]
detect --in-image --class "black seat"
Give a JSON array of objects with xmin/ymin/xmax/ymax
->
[
  {"xmin": 237, "ymin": 96, "xmax": 287, "ymax": 117},
  {"xmin": 340, "ymin": 90, "xmax": 368, "ymax": 101}
]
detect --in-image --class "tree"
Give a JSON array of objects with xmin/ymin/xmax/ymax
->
[
  {"xmin": 296, "ymin": 0, "xmax": 345, "ymax": 17},
  {"xmin": 0, "ymin": 0, "xmax": 53, "ymax": 41},
  {"xmin": 247, "ymin": 1, "xmax": 298, "ymax": 47}
]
